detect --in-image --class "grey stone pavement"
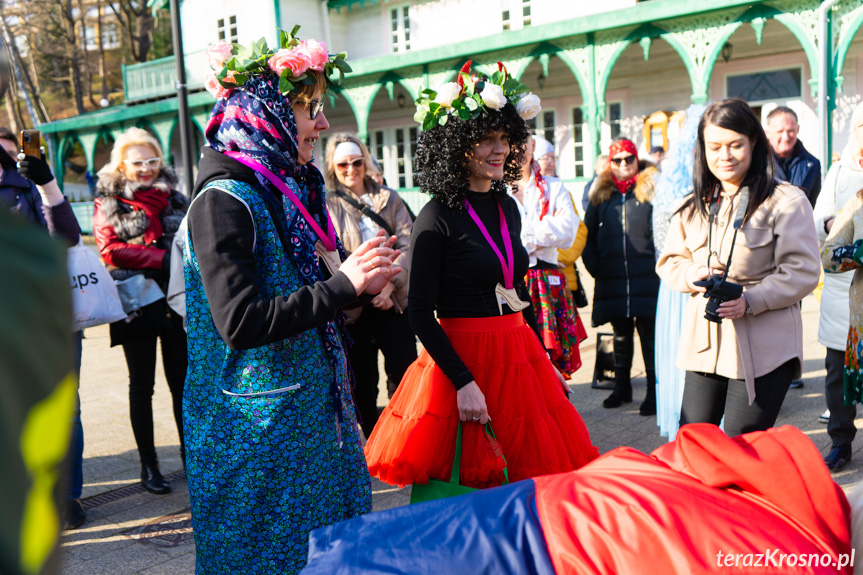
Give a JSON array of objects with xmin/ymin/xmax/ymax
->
[{"xmin": 61, "ymin": 271, "xmax": 863, "ymax": 574}]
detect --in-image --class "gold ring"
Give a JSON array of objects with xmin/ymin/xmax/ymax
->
[{"xmin": 370, "ymin": 260, "xmax": 376, "ymax": 270}]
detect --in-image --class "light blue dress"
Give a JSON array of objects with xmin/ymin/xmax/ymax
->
[{"xmin": 652, "ymin": 103, "xmax": 707, "ymax": 440}]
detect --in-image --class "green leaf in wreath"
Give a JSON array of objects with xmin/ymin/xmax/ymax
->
[{"xmin": 279, "ymin": 70, "xmax": 291, "ymax": 94}]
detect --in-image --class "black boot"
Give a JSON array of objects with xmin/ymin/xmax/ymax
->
[
  {"xmin": 603, "ymin": 333, "xmax": 633, "ymax": 408},
  {"xmin": 141, "ymin": 461, "xmax": 171, "ymax": 495},
  {"xmin": 639, "ymin": 378, "xmax": 657, "ymax": 416}
]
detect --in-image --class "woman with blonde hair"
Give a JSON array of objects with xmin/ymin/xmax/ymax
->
[
  {"xmin": 324, "ymin": 133, "xmax": 416, "ymax": 437},
  {"xmin": 93, "ymin": 126, "xmax": 188, "ymax": 494}
]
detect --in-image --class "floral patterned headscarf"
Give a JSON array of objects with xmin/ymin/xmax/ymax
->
[{"xmin": 204, "ymin": 73, "xmax": 325, "ymax": 208}]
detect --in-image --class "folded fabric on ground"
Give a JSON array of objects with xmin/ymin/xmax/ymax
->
[{"xmin": 303, "ymin": 424, "xmax": 852, "ymax": 575}]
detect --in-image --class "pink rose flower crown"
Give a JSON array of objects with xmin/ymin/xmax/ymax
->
[
  {"xmin": 414, "ymin": 60, "xmax": 541, "ymax": 131},
  {"xmin": 204, "ymin": 25, "xmax": 351, "ymax": 100}
]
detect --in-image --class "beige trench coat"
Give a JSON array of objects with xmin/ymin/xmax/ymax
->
[
  {"xmin": 656, "ymin": 183, "xmax": 820, "ymax": 403},
  {"xmin": 326, "ymin": 178, "xmax": 413, "ymax": 320}
]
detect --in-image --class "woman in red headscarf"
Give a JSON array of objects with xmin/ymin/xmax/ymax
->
[{"xmin": 582, "ymin": 139, "xmax": 660, "ymax": 415}]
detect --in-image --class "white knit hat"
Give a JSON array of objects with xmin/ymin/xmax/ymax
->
[{"xmin": 532, "ymin": 136, "xmax": 554, "ymax": 161}]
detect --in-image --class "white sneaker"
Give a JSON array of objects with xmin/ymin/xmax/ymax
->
[{"xmin": 820, "ymin": 410, "xmax": 830, "ymax": 424}]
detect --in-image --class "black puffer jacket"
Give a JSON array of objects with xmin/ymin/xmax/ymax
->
[{"xmin": 582, "ymin": 163, "xmax": 660, "ymax": 326}]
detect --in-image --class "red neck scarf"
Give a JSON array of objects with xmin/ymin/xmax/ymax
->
[
  {"xmin": 612, "ymin": 174, "xmax": 638, "ymax": 195},
  {"xmin": 608, "ymin": 139, "xmax": 640, "ymax": 195},
  {"xmin": 118, "ymin": 188, "xmax": 170, "ymax": 245},
  {"xmin": 532, "ymin": 161, "xmax": 550, "ymax": 220}
]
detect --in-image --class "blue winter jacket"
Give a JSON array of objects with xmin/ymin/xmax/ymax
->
[{"xmin": 773, "ymin": 140, "xmax": 821, "ymax": 207}]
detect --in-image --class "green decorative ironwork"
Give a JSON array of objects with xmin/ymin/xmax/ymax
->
[
  {"xmin": 657, "ymin": 8, "xmax": 747, "ymax": 103},
  {"xmin": 340, "ymin": 79, "xmax": 384, "ymax": 140},
  {"xmin": 834, "ymin": 0, "xmax": 863, "ymax": 90},
  {"xmin": 639, "ymin": 37, "xmax": 652, "ymax": 61},
  {"xmin": 150, "ymin": 117, "xmax": 175, "ymax": 152},
  {"xmin": 76, "ymin": 131, "xmax": 100, "ymax": 172},
  {"xmin": 771, "ymin": 0, "xmax": 821, "ymax": 97},
  {"xmin": 488, "ymin": 46, "xmax": 538, "ymax": 81},
  {"xmin": 750, "ymin": 17, "xmax": 767, "ymax": 44}
]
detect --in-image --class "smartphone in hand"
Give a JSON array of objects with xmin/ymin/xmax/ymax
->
[{"xmin": 20, "ymin": 130, "xmax": 41, "ymax": 158}]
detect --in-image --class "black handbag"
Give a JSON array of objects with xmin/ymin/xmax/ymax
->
[{"xmin": 572, "ymin": 268, "xmax": 589, "ymax": 308}]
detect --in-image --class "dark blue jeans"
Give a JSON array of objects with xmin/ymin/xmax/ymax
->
[{"xmin": 68, "ymin": 330, "xmax": 84, "ymax": 500}]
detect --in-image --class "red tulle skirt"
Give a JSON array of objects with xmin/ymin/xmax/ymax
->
[{"xmin": 364, "ymin": 312, "xmax": 599, "ymax": 489}]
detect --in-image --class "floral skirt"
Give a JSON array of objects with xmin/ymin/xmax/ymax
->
[
  {"xmin": 526, "ymin": 267, "xmax": 588, "ymax": 379},
  {"xmin": 363, "ymin": 312, "xmax": 599, "ymax": 489}
]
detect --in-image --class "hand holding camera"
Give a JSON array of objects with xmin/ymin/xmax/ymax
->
[{"xmin": 693, "ymin": 275, "xmax": 744, "ymax": 323}]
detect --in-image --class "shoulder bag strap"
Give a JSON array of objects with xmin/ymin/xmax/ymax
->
[{"xmin": 332, "ymin": 188, "xmax": 395, "ymax": 237}]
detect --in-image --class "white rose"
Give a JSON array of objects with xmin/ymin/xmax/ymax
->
[
  {"xmin": 516, "ymin": 92, "xmax": 542, "ymax": 120},
  {"xmin": 434, "ymin": 82, "xmax": 462, "ymax": 108},
  {"xmin": 480, "ymin": 83, "xmax": 507, "ymax": 111}
]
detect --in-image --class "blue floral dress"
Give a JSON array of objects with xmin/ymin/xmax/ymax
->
[{"xmin": 183, "ymin": 179, "xmax": 371, "ymax": 574}]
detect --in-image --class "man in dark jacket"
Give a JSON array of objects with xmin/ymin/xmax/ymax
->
[{"xmin": 766, "ymin": 107, "xmax": 821, "ymax": 207}]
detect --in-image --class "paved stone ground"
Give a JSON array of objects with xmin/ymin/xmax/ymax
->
[{"xmin": 59, "ymin": 273, "xmax": 863, "ymax": 574}]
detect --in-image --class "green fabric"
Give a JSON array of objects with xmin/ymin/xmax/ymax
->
[
  {"xmin": 0, "ymin": 209, "xmax": 73, "ymax": 575},
  {"xmin": 409, "ymin": 423, "xmax": 508, "ymax": 505}
]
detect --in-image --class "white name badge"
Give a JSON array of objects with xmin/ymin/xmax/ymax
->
[
  {"xmin": 548, "ymin": 275, "xmax": 561, "ymax": 286},
  {"xmin": 315, "ymin": 240, "xmax": 341, "ymax": 275},
  {"xmin": 494, "ymin": 283, "xmax": 530, "ymax": 315}
]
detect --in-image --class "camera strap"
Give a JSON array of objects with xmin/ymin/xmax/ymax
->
[{"xmin": 706, "ymin": 185, "xmax": 750, "ymax": 281}]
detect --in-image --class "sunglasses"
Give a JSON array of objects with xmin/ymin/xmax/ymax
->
[
  {"xmin": 336, "ymin": 158, "xmax": 364, "ymax": 170},
  {"xmin": 307, "ymin": 99, "xmax": 325, "ymax": 120},
  {"xmin": 123, "ymin": 157, "xmax": 161, "ymax": 169},
  {"xmin": 610, "ymin": 155, "xmax": 636, "ymax": 166}
]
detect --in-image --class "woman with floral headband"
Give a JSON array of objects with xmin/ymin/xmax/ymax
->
[
  {"xmin": 364, "ymin": 63, "xmax": 598, "ymax": 490},
  {"xmin": 183, "ymin": 31, "xmax": 400, "ymax": 574}
]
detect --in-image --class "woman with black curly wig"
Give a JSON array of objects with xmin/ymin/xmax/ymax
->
[{"xmin": 365, "ymin": 65, "xmax": 598, "ymax": 489}]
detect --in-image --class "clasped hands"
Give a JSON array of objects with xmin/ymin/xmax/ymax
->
[{"xmin": 341, "ymin": 229, "xmax": 402, "ymax": 297}]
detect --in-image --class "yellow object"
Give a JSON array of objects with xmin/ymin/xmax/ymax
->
[
  {"xmin": 813, "ymin": 269, "xmax": 825, "ymax": 302},
  {"xmin": 18, "ymin": 374, "xmax": 76, "ymax": 575},
  {"xmin": 558, "ymin": 193, "xmax": 588, "ymax": 291}
]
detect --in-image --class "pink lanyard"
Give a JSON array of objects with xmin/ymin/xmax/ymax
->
[
  {"xmin": 464, "ymin": 198, "xmax": 515, "ymax": 290},
  {"xmin": 224, "ymin": 151, "xmax": 338, "ymax": 251}
]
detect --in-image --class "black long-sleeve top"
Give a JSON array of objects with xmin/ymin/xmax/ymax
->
[
  {"xmin": 186, "ymin": 149, "xmax": 367, "ymax": 351},
  {"xmin": 408, "ymin": 190, "xmax": 540, "ymax": 390}
]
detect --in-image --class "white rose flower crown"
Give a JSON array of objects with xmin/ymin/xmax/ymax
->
[{"xmin": 414, "ymin": 60, "xmax": 541, "ymax": 131}]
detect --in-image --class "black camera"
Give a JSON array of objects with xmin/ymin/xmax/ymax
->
[{"xmin": 693, "ymin": 275, "xmax": 743, "ymax": 323}]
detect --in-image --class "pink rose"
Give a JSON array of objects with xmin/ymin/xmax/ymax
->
[
  {"xmin": 299, "ymin": 39, "xmax": 330, "ymax": 71},
  {"xmin": 268, "ymin": 48, "xmax": 311, "ymax": 78},
  {"xmin": 205, "ymin": 73, "xmax": 232, "ymax": 99},
  {"xmin": 207, "ymin": 41, "xmax": 233, "ymax": 71}
]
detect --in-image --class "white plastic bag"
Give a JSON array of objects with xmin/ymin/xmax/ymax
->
[{"xmin": 67, "ymin": 240, "xmax": 126, "ymax": 331}]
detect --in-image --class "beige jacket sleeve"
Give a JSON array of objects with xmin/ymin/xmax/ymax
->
[
  {"xmin": 743, "ymin": 194, "xmax": 820, "ymax": 315},
  {"xmin": 655, "ymin": 209, "xmax": 704, "ymax": 294}
]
